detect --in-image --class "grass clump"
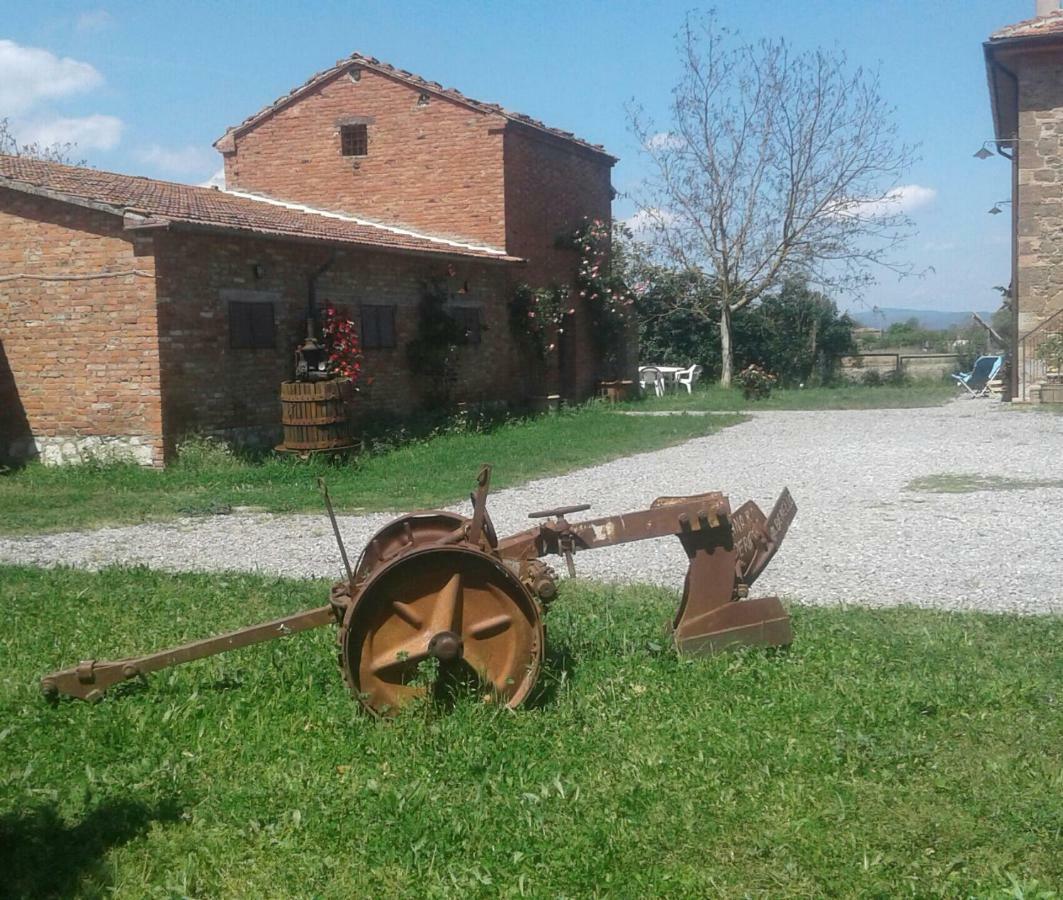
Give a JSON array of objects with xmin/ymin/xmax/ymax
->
[
  {"xmin": 2, "ymin": 564, "xmax": 1060, "ymax": 897},
  {"xmin": 631, "ymin": 379, "xmax": 956, "ymax": 412},
  {"xmin": 0, "ymin": 404, "xmax": 743, "ymax": 535},
  {"xmin": 907, "ymin": 473, "xmax": 1063, "ymax": 494}
]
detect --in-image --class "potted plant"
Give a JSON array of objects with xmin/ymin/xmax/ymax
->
[{"xmin": 734, "ymin": 363, "xmax": 778, "ymax": 400}]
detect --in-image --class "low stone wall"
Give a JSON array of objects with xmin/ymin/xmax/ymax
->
[
  {"xmin": 901, "ymin": 354, "xmax": 958, "ymax": 379},
  {"xmin": 838, "ymin": 353, "xmax": 957, "ymax": 382},
  {"xmin": 7, "ymin": 434, "xmax": 160, "ymax": 467}
]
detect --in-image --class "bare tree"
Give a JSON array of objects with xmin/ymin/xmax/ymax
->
[
  {"xmin": 629, "ymin": 13, "xmax": 916, "ymax": 385},
  {"xmin": 0, "ymin": 118, "xmax": 85, "ymax": 166}
]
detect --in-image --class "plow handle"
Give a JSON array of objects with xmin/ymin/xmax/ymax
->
[
  {"xmin": 41, "ymin": 605, "xmax": 336, "ymax": 702},
  {"xmin": 498, "ymin": 492, "xmax": 731, "ymax": 561}
]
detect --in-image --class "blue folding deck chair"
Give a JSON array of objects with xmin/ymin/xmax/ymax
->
[{"xmin": 951, "ymin": 355, "xmax": 1003, "ymax": 398}]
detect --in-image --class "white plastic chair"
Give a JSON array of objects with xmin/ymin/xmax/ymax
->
[
  {"xmin": 639, "ymin": 366, "xmax": 665, "ymax": 397},
  {"xmin": 676, "ymin": 364, "xmax": 703, "ymax": 394}
]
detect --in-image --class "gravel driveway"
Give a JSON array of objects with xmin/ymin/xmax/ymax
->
[{"xmin": 3, "ymin": 401, "xmax": 1062, "ymax": 615}]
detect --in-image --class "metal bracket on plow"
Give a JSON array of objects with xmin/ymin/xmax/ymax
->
[{"xmin": 496, "ymin": 485, "xmax": 798, "ymax": 658}]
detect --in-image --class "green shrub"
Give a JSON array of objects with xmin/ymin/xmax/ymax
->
[
  {"xmin": 633, "ymin": 270, "xmax": 855, "ymax": 385},
  {"xmin": 862, "ymin": 368, "xmax": 908, "ymax": 387},
  {"xmin": 734, "ymin": 363, "xmax": 777, "ymax": 400},
  {"xmin": 174, "ymin": 434, "xmax": 237, "ymax": 470}
]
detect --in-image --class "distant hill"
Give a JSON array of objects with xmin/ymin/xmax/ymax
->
[{"xmin": 847, "ymin": 307, "xmax": 995, "ymax": 331}]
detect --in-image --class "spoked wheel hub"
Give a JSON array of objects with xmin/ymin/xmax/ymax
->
[{"xmin": 339, "ymin": 546, "xmax": 544, "ymax": 715}]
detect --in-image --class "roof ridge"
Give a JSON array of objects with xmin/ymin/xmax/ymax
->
[
  {"xmin": 219, "ymin": 187, "xmax": 507, "ymax": 255},
  {"xmin": 214, "ymin": 51, "xmax": 616, "ymax": 160},
  {"xmin": 990, "ymin": 9, "xmax": 1063, "ymax": 40},
  {"xmin": 0, "ymin": 152, "xmax": 217, "ymax": 195},
  {"xmin": 0, "ymin": 154, "xmax": 520, "ymax": 262}
]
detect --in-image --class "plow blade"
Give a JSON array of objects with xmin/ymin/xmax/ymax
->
[
  {"xmin": 667, "ymin": 486, "xmax": 796, "ymax": 657},
  {"xmin": 673, "ymin": 594, "xmax": 792, "ymax": 655}
]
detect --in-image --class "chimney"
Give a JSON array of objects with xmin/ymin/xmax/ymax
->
[{"xmin": 1036, "ymin": 0, "xmax": 1060, "ymax": 17}]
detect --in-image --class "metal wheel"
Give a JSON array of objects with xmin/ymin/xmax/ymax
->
[
  {"xmin": 339, "ymin": 546, "xmax": 544, "ymax": 715},
  {"xmin": 352, "ymin": 511, "xmax": 468, "ymax": 584}
]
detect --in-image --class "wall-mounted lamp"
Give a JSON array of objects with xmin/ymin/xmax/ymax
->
[
  {"xmin": 988, "ymin": 200, "xmax": 1012, "ymax": 215},
  {"xmin": 973, "ymin": 139, "xmax": 1017, "ymax": 159}
]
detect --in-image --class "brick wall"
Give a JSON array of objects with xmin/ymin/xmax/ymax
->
[
  {"xmin": 503, "ymin": 126, "xmax": 616, "ymax": 398},
  {"xmin": 0, "ymin": 190, "xmax": 163, "ymax": 465},
  {"xmin": 223, "ymin": 67, "xmax": 508, "ymax": 248},
  {"xmin": 221, "ymin": 64, "xmax": 622, "ymax": 401},
  {"xmin": 153, "ymin": 230, "xmax": 525, "ymax": 453}
]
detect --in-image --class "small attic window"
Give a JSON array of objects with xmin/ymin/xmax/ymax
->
[
  {"xmin": 417, "ymin": 92, "xmax": 430, "ymax": 107},
  {"xmin": 348, "ymin": 68, "xmax": 361, "ymax": 83},
  {"xmin": 340, "ymin": 124, "xmax": 368, "ymax": 157}
]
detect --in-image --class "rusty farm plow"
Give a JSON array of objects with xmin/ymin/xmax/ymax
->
[{"xmin": 42, "ymin": 467, "xmax": 796, "ymax": 715}]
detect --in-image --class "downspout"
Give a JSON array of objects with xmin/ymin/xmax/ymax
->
[
  {"xmin": 1011, "ymin": 116, "xmax": 1020, "ymax": 401},
  {"xmin": 306, "ymin": 254, "xmax": 336, "ymax": 339},
  {"xmin": 293, "ymin": 254, "xmax": 336, "ymax": 382},
  {"xmin": 990, "ymin": 53, "xmax": 1020, "ymax": 400}
]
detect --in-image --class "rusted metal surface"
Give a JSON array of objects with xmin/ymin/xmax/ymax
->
[
  {"xmin": 41, "ymin": 466, "xmax": 796, "ymax": 714},
  {"xmin": 41, "ymin": 605, "xmax": 335, "ymax": 702},
  {"xmin": 338, "ymin": 546, "xmax": 544, "ymax": 715}
]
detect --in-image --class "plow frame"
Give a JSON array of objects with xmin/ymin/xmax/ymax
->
[{"xmin": 40, "ymin": 468, "xmax": 796, "ymax": 706}]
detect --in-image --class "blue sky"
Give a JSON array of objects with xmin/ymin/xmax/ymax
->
[{"xmin": 0, "ymin": 0, "xmax": 1037, "ymax": 313}]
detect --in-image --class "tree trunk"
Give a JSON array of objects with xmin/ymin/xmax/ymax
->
[
  {"xmin": 808, "ymin": 317, "xmax": 818, "ymax": 384},
  {"xmin": 719, "ymin": 303, "xmax": 734, "ymax": 387}
]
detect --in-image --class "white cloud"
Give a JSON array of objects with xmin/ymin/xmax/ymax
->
[
  {"xmin": 623, "ymin": 207, "xmax": 676, "ymax": 239},
  {"xmin": 646, "ymin": 131, "xmax": 684, "ymax": 151},
  {"xmin": 136, "ymin": 143, "xmax": 217, "ymax": 174},
  {"xmin": 0, "ymin": 39, "xmax": 103, "ymax": 116},
  {"xmin": 200, "ymin": 168, "xmax": 226, "ymax": 189},
  {"xmin": 76, "ymin": 10, "xmax": 113, "ymax": 33},
  {"xmin": 840, "ymin": 184, "xmax": 937, "ymax": 219},
  {"xmin": 17, "ymin": 114, "xmax": 122, "ymax": 150}
]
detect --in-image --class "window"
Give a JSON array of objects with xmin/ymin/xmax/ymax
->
[
  {"xmin": 450, "ymin": 306, "xmax": 482, "ymax": 345},
  {"xmin": 360, "ymin": 304, "xmax": 397, "ymax": 349},
  {"xmin": 229, "ymin": 300, "xmax": 275, "ymax": 349},
  {"xmin": 340, "ymin": 124, "xmax": 368, "ymax": 157}
]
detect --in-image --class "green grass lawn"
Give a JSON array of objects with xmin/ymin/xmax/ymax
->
[
  {"xmin": 2, "ymin": 565, "xmax": 1060, "ymax": 897},
  {"xmin": 907, "ymin": 473, "xmax": 1063, "ymax": 494},
  {"xmin": 631, "ymin": 379, "xmax": 957, "ymax": 412},
  {"xmin": 0, "ymin": 406, "xmax": 743, "ymax": 535}
]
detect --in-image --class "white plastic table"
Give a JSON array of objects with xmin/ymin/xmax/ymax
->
[{"xmin": 639, "ymin": 365, "xmax": 685, "ymax": 389}]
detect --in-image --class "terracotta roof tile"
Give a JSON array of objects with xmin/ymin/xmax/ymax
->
[
  {"xmin": 0, "ymin": 155, "xmax": 519, "ymax": 262},
  {"xmin": 990, "ymin": 10, "xmax": 1063, "ymax": 41},
  {"xmin": 215, "ymin": 52, "xmax": 616, "ymax": 162}
]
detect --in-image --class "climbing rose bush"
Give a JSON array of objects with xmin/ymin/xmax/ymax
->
[
  {"xmin": 573, "ymin": 218, "xmax": 636, "ymax": 319},
  {"xmin": 322, "ymin": 303, "xmax": 364, "ymax": 383}
]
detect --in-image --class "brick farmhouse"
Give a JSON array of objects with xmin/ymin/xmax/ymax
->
[
  {"xmin": 985, "ymin": 2, "xmax": 1063, "ymax": 401},
  {"xmin": 0, "ymin": 53, "xmax": 619, "ymax": 465}
]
